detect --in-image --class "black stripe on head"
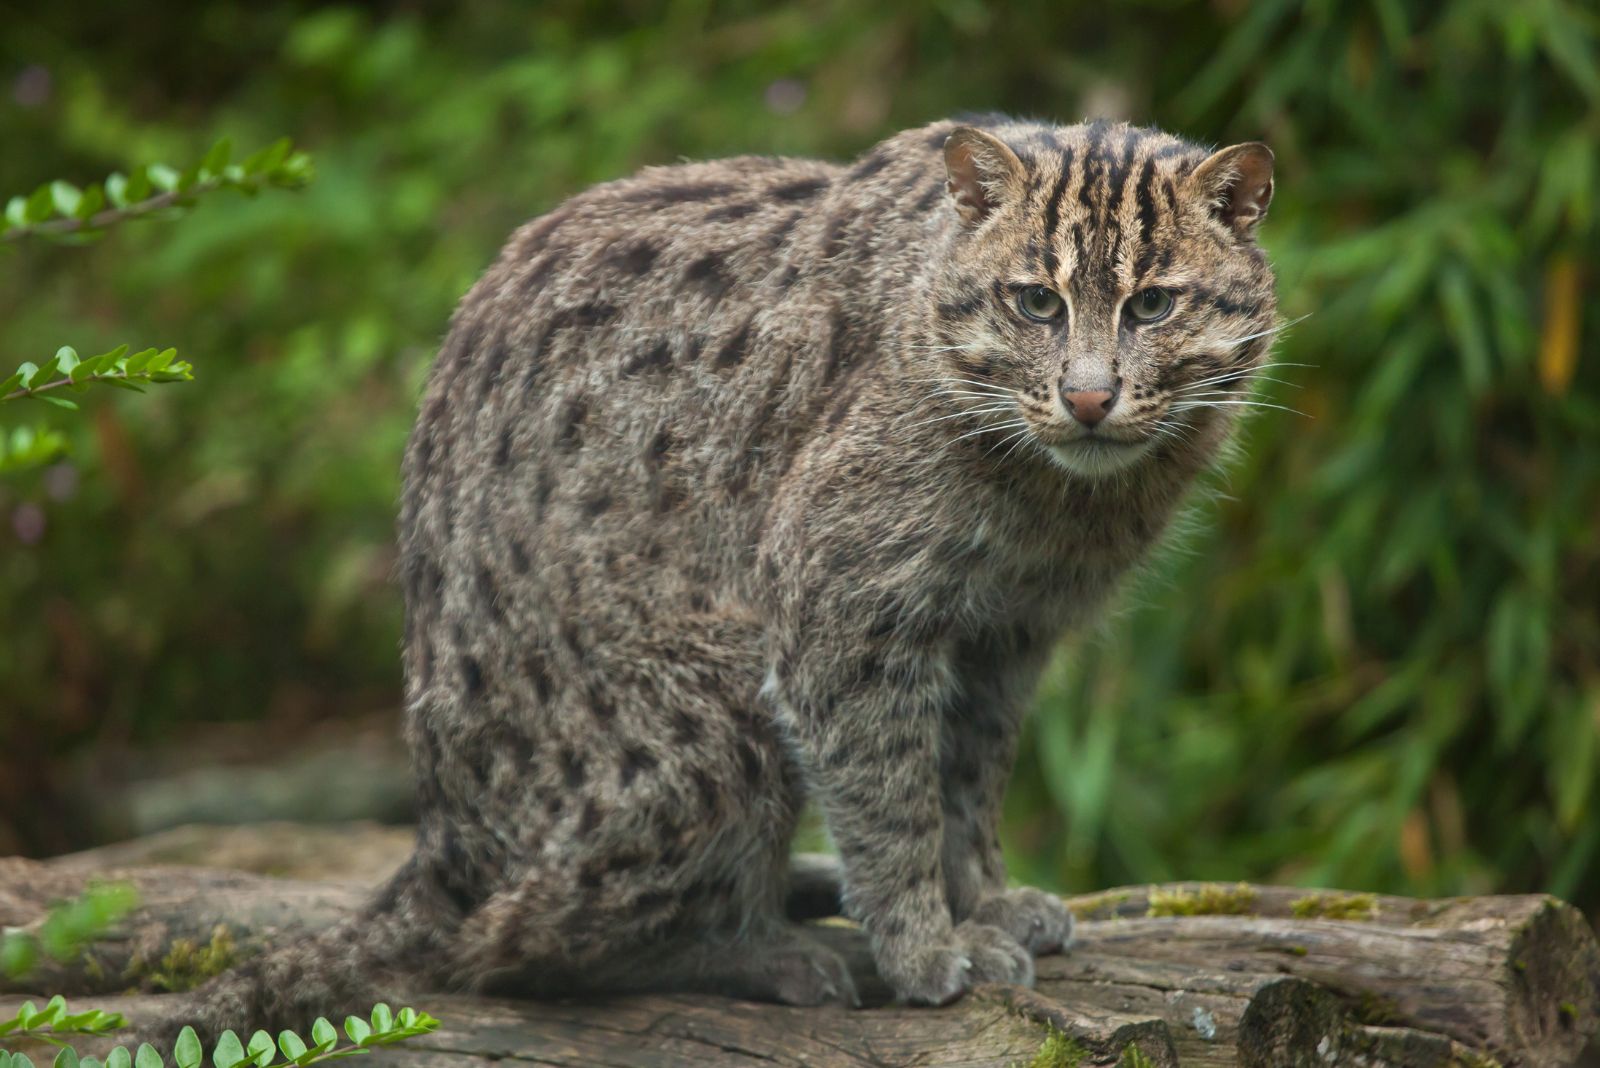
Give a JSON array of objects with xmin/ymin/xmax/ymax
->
[
  {"xmin": 1040, "ymin": 145, "xmax": 1076, "ymax": 281},
  {"xmin": 1133, "ymin": 158, "xmax": 1159, "ymax": 281}
]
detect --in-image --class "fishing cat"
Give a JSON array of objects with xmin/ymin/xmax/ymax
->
[{"xmin": 169, "ymin": 114, "xmax": 1277, "ymax": 1031}]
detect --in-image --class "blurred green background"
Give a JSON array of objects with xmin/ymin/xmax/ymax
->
[{"xmin": 1, "ymin": 1, "xmax": 1596, "ymax": 915}]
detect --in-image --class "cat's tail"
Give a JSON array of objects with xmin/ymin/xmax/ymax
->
[{"xmin": 138, "ymin": 856, "xmax": 456, "ymax": 1051}]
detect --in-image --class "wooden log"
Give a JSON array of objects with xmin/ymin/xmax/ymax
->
[{"xmin": 3, "ymin": 854, "xmax": 1597, "ymax": 1066}]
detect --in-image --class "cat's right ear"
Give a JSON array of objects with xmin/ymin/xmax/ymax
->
[{"xmin": 943, "ymin": 127, "xmax": 1027, "ymax": 226}]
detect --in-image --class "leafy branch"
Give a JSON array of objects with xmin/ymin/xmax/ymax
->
[
  {"xmin": 2, "ymin": 347, "xmax": 194, "ymax": 411},
  {"xmin": 0, "ymin": 884, "xmax": 139, "ymax": 981},
  {"xmin": 3, "ymin": 139, "xmax": 313, "ymax": 245},
  {"xmin": 0, "ymin": 999, "xmax": 439, "ymax": 1068}
]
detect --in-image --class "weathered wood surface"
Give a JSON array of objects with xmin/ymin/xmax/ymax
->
[{"xmin": 3, "ymin": 847, "xmax": 1598, "ymax": 1066}]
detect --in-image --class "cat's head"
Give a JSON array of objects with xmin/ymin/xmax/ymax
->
[{"xmin": 925, "ymin": 119, "xmax": 1279, "ymax": 479}]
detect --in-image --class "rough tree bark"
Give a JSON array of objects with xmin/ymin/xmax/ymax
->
[{"xmin": 2, "ymin": 834, "xmax": 1597, "ymax": 1067}]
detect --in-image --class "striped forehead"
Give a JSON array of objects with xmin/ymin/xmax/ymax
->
[{"xmin": 1016, "ymin": 122, "xmax": 1208, "ymax": 295}]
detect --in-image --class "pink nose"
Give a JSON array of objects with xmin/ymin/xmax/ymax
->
[{"xmin": 1061, "ymin": 385, "xmax": 1118, "ymax": 427}]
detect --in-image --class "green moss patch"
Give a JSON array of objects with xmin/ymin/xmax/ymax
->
[
  {"xmin": 1290, "ymin": 891, "xmax": 1378, "ymax": 921},
  {"xmin": 130, "ymin": 925, "xmax": 240, "ymax": 992},
  {"xmin": 1147, "ymin": 883, "xmax": 1258, "ymax": 917}
]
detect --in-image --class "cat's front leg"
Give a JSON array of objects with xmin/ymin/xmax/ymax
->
[{"xmin": 940, "ymin": 659, "xmax": 1073, "ymax": 957}]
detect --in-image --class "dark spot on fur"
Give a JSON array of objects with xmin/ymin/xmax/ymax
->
[
  {"xmin": 773, "ymin": 264, "xmax": 801, "ymax": 289},
  {"xmin": 672, "ymin": 708, "xmax": 703, "ymax": 744},
  {"xmin": 509, "ymin": 539, "xmax": 531, "ymax": 574},
  {"xmin": 494, "ymin": 427, "xmax": 514, "ymax": 468},
  {"xmin": 738, "ymin": 741, "xmax": 763, "ymax": 788},
  {"xmin": 691, "ymin": 767, "xmax": 720, "ymax": 810},
  {"xmin": 556, "ymin": 397, "xmax": 588, "ymax": 451},
  {"xmin": 606, "ymin": 240, "xmax": 658, "ymax": 276},
  {"xmin": 771, "ymin": 176, "xmax": 829, "ymax": 202},
  {"xmin": 849, "ymin": 151, "xmax": 892, "ymax": 182},
  {"xmin": 584, "ymin": 491, "xmax": 612, "ymax": 516},
  {"xmin": 648, "ymin": 428, "xmax": 674, "ymax": 465},
  {"xmin": 619, "ymin": 181, "xmax": 737, "ymax": 204},
  {"xmin": 577, "ymin": 799, "xmax": 601, "ymax": 837},
  {"xmin": 685, "ymin": 252, "xmax": 734, "ymax": 302},
  {"xmin": 518, "ymin": 254, "xmax": 560, "ymax": 297},
  {"xmin": 623, "ymin": 338, "xmax": 673, "ymax": 376},
  {"xmin": 461, "ymin": 656, "xmax": 485, "ymax": 697},
  {"xmin": 914, "ymin": 183, "xmax": 944, "ymax": 213},
  {"xmin": 764, "ymin": 211, "xmax": 801, "ymax": 250},
  {"xmin": 560, "ymin": 747, "xmax": 587, "ymax": 789},
  {"xmin": 706, "ymin": 202, "xmax": 757, "ymax": 221},
  {"xmin": 620, "ymin": 744, "xmax": 658, "ymax": 788},
  {"xmin": 714, "ymin": 318, "xmax": 755, "ymax": 369},
  {"xmin": 551, "ymin": 301, "xmax": 618, "ymax": 330},
  {"xmin": 937, "ymin": 294, "xmax": 984, "ymax": 320},
  {"xmin": 475, "ymin": 565, "xmax": 503, "ymax": 619}
]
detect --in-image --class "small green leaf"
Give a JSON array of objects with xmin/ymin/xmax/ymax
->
[
  {"xmin": 368, "ymin": 1005, "xmax": 392, "ymax": 1035},
  {"xmin": 51, "ymin": 1046, "xmax": 77, "ymax": 1068},
  {"xmin": 134, "ymin": 1045, "xmax": 162, "ymax": 1068},
  {"xmin": 309, "ymin": 1018, "xmax": 336, "ymax": 1052},
  {"xmin": 276, "ymin": 1031, "xmax": 306, "ymax": 1062},
  {"xmin": 74, "ymin": 185, "xmax": 105, "ymax": 220},
  {"xmin": 341, "ymin": 1017, "xmax": 370, "ymax": 1046},
  {"xmin": 49, "ymin": 181, "xmax": 82, "ymax": 217},
  {"xmin": 13, "ymin": 1054, "xmax": 36, "ymax": 1068},
  {"xmin": 105, "ymin": 1048, "xmax": 130, "ymax": 1068},
  {"xmin": 40, "ymin": 395, "xmax": 80, "ymax": 410},
  {"xmin": 124, "ymin": 168, "xmax": 152, "ymax": 202},
  {"xmin": 201, "ymin": 139, "xmax": 233, "ymax": 177},
  {"xmin": 213, "ymin": 1029, "xmax": 246, "ymax": 1068},
  {"xmin": 26, "ymin": 184, "xmax": 55, "ymax": 222},
  {"xmin": 246, "ymin": 1030, "xmax": 275, "ymax": 1067},
  {"xmin": 104, "ymin": 173, "xmax": 129, "ymax": 208},
  {"xmin": 5, "ymin": 196, "xmax": 27, "ymax": 228},
  {"xmin": 147, "ymin": 165, "xmax": 180, "ymax": 193},
  {"xmin": 175, "ymin": 1025, "xmax": 204, "ymax": 1068}
]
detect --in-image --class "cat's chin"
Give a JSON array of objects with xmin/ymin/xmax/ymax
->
[{"xmin": 1044, "ymin": 436, "xmax": 1155, "ymax": 479}]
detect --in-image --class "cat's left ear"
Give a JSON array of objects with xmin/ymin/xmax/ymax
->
[
  {"xmin": 944, "ymin": 127, "xmax": 1027, "ymax": 226},
  {"xmin": 1190, "ymin": 142, "xmax": 1274, "ymax": 236}
]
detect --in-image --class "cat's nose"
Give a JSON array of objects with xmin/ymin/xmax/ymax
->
[{"xmin": 1059, "ymin": 381, "xmax": 1120, "ymax": 427}]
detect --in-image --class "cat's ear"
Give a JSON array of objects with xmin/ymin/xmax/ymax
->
[
  {"xmin": 1189, "ymin": 142, "xmax": 1274, "ymax": 235},
  {"xmin": 943, "ymin": 127, "xmax": 1027, "ymax": 226}
]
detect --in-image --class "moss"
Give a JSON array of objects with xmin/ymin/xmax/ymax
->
[
  {"xmin": 1068, "ymin": 890, "xmax": 1132, "ymax": 920},
  {"xmin": 1451, "ymin": 1052, "xmax": 1504, "ymax": 1068},
  {"xmin": 133, "ymin": 925, "xmax": 240, "ymax": 993},
  {"xmin": 1289, "ymin": 891, "xmax": 1378, "ymax": 921},
  {"xmin": 1023, "ymin": 1027, "xmax": 1087, "ymax": 1068},
  {"xmin": 1117, "ymin": 1045, "xmax": 1158, "ymax": 1068},
  {"xmin": 1146, "ymin": 883, "xmax": 1257, "ymax": 917},
  {"xmin": 1558, "ymin": 1001, "xmax": 1578, "ymax": 1023},
  {"xmin": 1351, "ymin": 991, "xmax": 1406, "ymax": 1027},
  {"xmin": 1286, "ymin": 944, "xmax": 1308, "ymax": 956}
]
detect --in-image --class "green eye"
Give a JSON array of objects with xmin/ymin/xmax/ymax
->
[
  {"xmin": 1017, "ymin": 286, "xmax": 1065, "ymax": 322},
  {"xmin": 1125, "ymin": 288, "xmax": 1175, "ymax": 323}
]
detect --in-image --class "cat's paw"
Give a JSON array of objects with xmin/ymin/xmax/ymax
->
[
  {"xmin": 763, "ymin": 935, "xmax": 859, "ymax": 1007},
  {"xmin": 878, "ymin": 920, "xmax": 1034, "ymax": 1005},
  {"xmin": 969, "ymin": 887, "xmax": 1075, "ymax": 955}
]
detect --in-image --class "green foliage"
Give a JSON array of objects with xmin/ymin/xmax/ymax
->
[
  {"xmin": 0, "ymin": 999, "xmax": 438, "ymax": 1068},
  {"xmin": 1146, "ymin": 883, "xmax": 1258, "ymax": 918},
  {"xmin": 0, "ymin": 2, "xmax": 1595, "ymax": 913},
  {"xmin": 0, "ymin": 997, "xmax": 124, "ymax": 1046},
  {"xmin": 0, "ymin": 884, "xmax": 139, "ymax": 981},
  {"xmin": 3, "ymin": 139, "xmax": 312, "ymax": 245},
  {"xmin": 2, "ymin": 347, "xmax": 194, "ymax": 410}
]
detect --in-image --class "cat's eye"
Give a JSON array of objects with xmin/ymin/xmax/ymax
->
[
  {"xmin": 1017, "ymin": 286, "xmax": 1065, "ymax": 322},
  {"xmin": 1125, "ymin": 288, "xmax": 1175, "ymax": 323}
]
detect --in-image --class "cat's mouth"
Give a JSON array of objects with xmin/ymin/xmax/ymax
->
[{"xmin": 1044, "ymin": 434, "xmax": 1155, "ymax": 478}]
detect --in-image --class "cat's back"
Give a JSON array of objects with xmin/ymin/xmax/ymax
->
[{"xmin": 398, "ymin": 133, "xmax": 949, "ymax": 604}]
